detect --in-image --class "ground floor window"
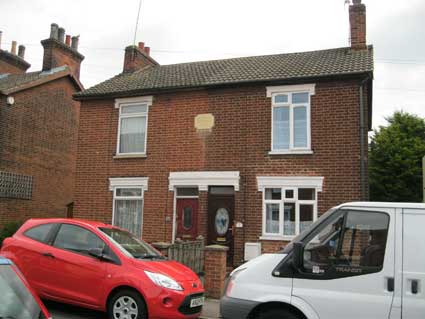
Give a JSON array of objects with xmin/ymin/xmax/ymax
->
[
  {"xmin": 109, "ymin": 177, "xmax": 148, "ymax": 238},
  {"xmin": 257, "ymin": 176, "xmax": 323, "ymax": 240}
]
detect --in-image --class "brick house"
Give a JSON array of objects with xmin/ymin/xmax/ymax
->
[
  {"xmin": 74, "ymin": 0, "xmax": 373, "ymax": 266},
  {"xmin": 0, "ymin": 24, "xmax": 84, "ymax": 226}
]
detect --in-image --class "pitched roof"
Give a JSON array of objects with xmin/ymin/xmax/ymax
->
[
  {"xmin": 0, "ymin": 66, "xmax": 83, "ymax": 95},
  {"xmin": 75, "ymin": 46, "xmax": 373, "ymax": 100}
]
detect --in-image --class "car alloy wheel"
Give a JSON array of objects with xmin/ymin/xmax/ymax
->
[{"xmin": 113, "ymin": 295, "xmax": 139, "ymax": 319}]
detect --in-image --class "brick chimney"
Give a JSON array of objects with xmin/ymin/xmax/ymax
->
[
  {"xmin": 123, "ymin": 41, "xmax": 159, "ymax": 73},
  {"xmin": 0, "ymin": 31, "xmax": 31, "ymax": 74},
  {"xmin": 41, "ymin": 23, "xmax": 85, "ymax": 79},
  {"xmin": 349, "ymin": 0, "xmax": 367, "ymax": 50}
]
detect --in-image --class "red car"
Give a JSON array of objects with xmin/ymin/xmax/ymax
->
[
  {"xmin": 0, "ymin": 255, "xmax": 50, "ymax": 319},
  {"xmin": 1, "ymin": 219, "xmax": 205, "ymax": 319}
]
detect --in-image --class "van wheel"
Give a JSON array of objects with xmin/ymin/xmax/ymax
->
[
  {"xmin": 256, "ymin": 308, "xmax": 299, "ymax": 319},
  {"xmin": 107, "ymin": 289, "xmax": 147, "ymax": 319}
]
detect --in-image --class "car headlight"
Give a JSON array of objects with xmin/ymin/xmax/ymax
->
[{"xmin": 144, "ymin": 271, "xmax": 183, "ymax": 291}]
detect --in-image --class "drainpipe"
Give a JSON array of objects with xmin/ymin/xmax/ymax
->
[{"xmin": 359, "ymin": 76, "xmax": 370, "ymax": 201}]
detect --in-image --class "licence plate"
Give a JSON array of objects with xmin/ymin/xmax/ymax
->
[{"xmin": 190, "ymin": 296, "xmax": 205, "ymax": 308}]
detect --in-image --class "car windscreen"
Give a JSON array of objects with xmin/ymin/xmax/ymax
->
[
  {"xmin": 0, "ymin": 266, "xmax": 42, "ymax": 319},
  {"xmin": 99, "ymin": 227, "xmax": 165, "ymax": 260}
]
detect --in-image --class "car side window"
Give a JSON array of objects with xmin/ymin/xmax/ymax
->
[
  {"xmin": 24, "ymin": 224, "xmax": 54, "ymax": 243},
  {"xmin": 53, "ymin": 224, "xmax": 105, "ymax": 257},
  {"xmin": 303, "ymin": 210, "xmax": 389, "ymax": 277}
]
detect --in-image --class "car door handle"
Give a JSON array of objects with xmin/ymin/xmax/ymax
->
[
  {"xmin": 41, "ymin": 252, "xmax": 55, "ymax": 258},
  {"xmin": 411, "ymin": 280, "xmax": 419, "ymax": 294}
]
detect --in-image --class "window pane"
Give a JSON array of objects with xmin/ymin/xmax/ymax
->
[
  {"xmin": 266, "ymin": 203, "xmax": 280, "ymax": 234},
  {"xmin": 292, "ymin": 92, "xmax": 309, "ymax": 104},
  {"xmin": 342, "ymin": 211, "xmax": 389, "ymax": 267},
  {"xmin": 265, "ymin": 188, "xmax": 282, "ymax": 200},
  {"xmin": 114, "ymin": 199, "xmax": 143, "ymax": 238},
  {"xmin": 273, "ymin": 106, "xmax": 290, "ymax": 150},
  {"xmin": 293, "ymin": 106, "xmax": 307, "ymax": 148},
  {"xmin": 209, "ymin": 186, "xmax": 234, "ymax": 195},
  {"xmin": 298, "ymin": 188, "xmax": 315, "ymax": 200},
  {"xmin": 283, "ymin": 203, "xmax": 296, "ymax": 236},
  {"xmin": 121, "ymin": 104, "xmax": 147, "ymax": 114},
  {"xmin": 274, "ymin": 94, "xmax": 288, "ymax": 104},
  {"xmin": 183, "ymin": 207, "xmax": 193, "ymax": 230},
  {"xmin": 176, "ymin": 188, "xmax": 199, "ymax": 197},
  {"xmin": 285, "ymin": 189, "xmax": 294, "ymax": 199},
  {"xmin": 116, "ymin": 188, "xmax": 142, "ymax": 197},
  {"xmin": 119, "ymin": 116, "xmax": 146, "ymax": 153},
  {"xmin": 24, "ymin": 224, "xmax": 54, "ymax": 243},
  {"xmin": 300, "ymin": 204, "xmax": 314, "ymax": 233},
  {"xmin": 54, "ymin": 224, "xmax": 105, "ymax": 255}
]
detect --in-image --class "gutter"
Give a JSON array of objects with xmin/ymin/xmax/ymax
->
[{"xmin": 359, "ymin": 76, "xmax": 371, "ymax": 200}]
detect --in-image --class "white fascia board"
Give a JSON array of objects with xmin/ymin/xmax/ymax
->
[
  {"xmin": 266, "ymin": 83, "xmax": 316, "ymax": 97},
  {"xmin": 257, "ymin": 176, "xmax": 324, "ymax": 192},
  {"xmin": 169, "ymin": 171, "xmax": 240, "ymax": 191},
  {"xmin": 109, "ymin": 177, "xmax": 149, "ymax": 191},
  {"xmin": 114, "ymin": 96, "xmax": 153, "ymax": 108}
]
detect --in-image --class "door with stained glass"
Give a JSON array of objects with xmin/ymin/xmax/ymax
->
[{"xmin": 176, "ymin": 198, "xmax": 199, "ymax": 240}]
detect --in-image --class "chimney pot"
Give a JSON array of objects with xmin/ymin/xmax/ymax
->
[
  {"xmin": 65, "ymin": 35, "xmax": 71, "ymax": 46},
  {"xmin": 71, "ymin": 36, "xmax": 79, "ymax": 50},
  {"xmin": 18, "ymin": 45, "xmax": 26, "ymax": 58},
  {"xmin": 11, "ymin": 41, "xmax": 17, "ymax": 55},
  {"xmin": 144, "ymin": 46, "xmax": 150, "ymax": 56},
  {"xmin": 58, "ymin": 27, "xmax": 65, "ymax": 42},
  {"xmin": 50, "ymin": 23, "xmax": 59, "ymax": 40},
  {"xmin": 138, "ymin": 42, "xmax": 145, "ymax": 50}
]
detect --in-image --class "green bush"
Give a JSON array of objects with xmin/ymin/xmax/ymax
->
[{"xmin": 0, "ymin": 221, "xmax": 23, "ymax": 246}]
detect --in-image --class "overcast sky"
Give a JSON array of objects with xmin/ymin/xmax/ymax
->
[{"xmin": 1, "ymin": 0, "xmax": 424, "ymax": 129}]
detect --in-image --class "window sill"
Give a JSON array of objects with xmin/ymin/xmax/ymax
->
[
  {"xmin": 113, "ymin": 154, "xmax": 147, "ymax": 159},
  {"xmin": 259, "ymin": 235, "xmax": 295, "ymax": 241},
  {"xmin": 269, "ymin": 150, "xmax": 313, "ymax": 155}
]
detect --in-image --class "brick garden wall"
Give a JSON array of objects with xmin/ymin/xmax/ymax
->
[
  {"xmin": 74, "ymin": 78, "xmax": 369, "ymax": 266},
  {"xmin": 0, "ymin": 77, "xmax": 80, "ymax": 226}
]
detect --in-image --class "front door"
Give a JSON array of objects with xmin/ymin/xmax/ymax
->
[
  {"xmin": 292, "ymin": 207, "xmax": 395, "ymax": 319},
  {"xmin": 207, "ymin": 186, "xmax": 235, "ymax": 265},
  {"xmin": 176, "ymin": 198, "xmax": 199, "ymax": 240}
]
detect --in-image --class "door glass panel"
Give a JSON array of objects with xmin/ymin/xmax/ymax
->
[
  {"xmin": 177, "ymin": 188, "xmax": 199, "ymax": 197},
  {"xmin": 53, "ymin": 224, "xmax": 105, "ymax": 256},
  {"xmin": 300, "ymin": 204, "xmax": 314, "ymax": 233},
  {"xmin": 114, "ymin": 199, "xmax": 143, "ymax": 237},
  {"xmin": 209, "ymin": 187, "xmax": 234, "ymax": 195},
  {"xmin": 183, "ymin": 206, "xmax": 193, "ymax": 230},
  {"xmin": 284, "ymin": 203, "xmax": 296, "ymax": 236},
  {"xmin": 266, "ymin": 203, "xmax": 280, "ymax": 234},
  {"xmin": 215, "ymin": 208, "xmax": 230, "ymax": 236}
]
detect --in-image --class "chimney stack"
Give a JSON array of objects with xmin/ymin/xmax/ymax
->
[
  {"xmin": 11, "ymin": 41, "xmax": 17, "ymax": 55},
  {"xmin": 41, "ymin": 23, "xmax": 84, "ymax": 79},
  {"xmin": 18, "ymin": 45, "xmax": 26, "ymax": 59},
  {"xmin": 349, "ymin": 0, "xmax": 367, "ymax": 50},
  {"xmin": 123, "ymin": 42, "xmax": 158, "ymax": 73}
]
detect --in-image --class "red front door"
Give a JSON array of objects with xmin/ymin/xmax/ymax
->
[{"xmin": 176, "ymin": 198, "xmax": 199, "ymax": 240}]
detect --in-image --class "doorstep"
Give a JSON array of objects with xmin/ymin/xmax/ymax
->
[{"xmin": 200, "ymin": 298, "xmax": 221, "ymax": 319}]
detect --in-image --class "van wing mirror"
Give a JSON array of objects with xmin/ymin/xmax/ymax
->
[{"xmin": 292, "ymin": 241, "xmax": 304, "ymax": 269}]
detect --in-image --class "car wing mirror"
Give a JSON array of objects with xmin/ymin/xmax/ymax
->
[
  {"xmin": 292, "ymin": 241, "xmax": 304, "ymax": 270},
  {"xmin": 88, "ymin": 248, "xmax": 114, "ymax": 262}
]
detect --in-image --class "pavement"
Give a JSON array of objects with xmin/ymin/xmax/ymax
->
[{"xmin": 46, "ymin": 298, "xmax": 221, "ymax": 319}]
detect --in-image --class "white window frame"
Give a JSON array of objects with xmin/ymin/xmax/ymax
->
[
  {"xmin": 266, "ymin": 84, "xmax": 315, "ymax": 155},
  {"xmin": 115, "ymin": 96, "xmax": 153, "ymax": 157},
  {"xmin": 109, "ymin": 177, "xmax": 148, "ymax": 236},
  {"xmin": 258, "ymin": 176, "xmax": 323, "ymax": 241}
]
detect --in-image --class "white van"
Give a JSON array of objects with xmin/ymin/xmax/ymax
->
[{"xmin": 220, "ymin": 202, "xmax": 425, "ymax": 319}]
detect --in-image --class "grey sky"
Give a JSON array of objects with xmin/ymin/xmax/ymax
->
[{"xmin": 1, "ymin": 0, "xmax": 424, "ymax": 129}]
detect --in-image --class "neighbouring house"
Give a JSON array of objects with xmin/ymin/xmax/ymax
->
[
  {"xmin": 73, "ymin": 0, "xmax": 373, "ymax": 266},
  {"xmin": 0, "ymin": 24, "xmax": 84, "ymax": 226}
]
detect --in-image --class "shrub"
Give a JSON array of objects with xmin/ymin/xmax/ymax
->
[{"xmin": 0, "ymin": 221, "xmax": 23, "ymax": 246}]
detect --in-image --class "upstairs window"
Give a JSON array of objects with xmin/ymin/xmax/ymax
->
[
  {"xmin": 115, "ymin": 97, "xmax": 153, "ymax": 156},
  {"xmin": 267, "ymin": 84, "xmax": 315, "ymax": 154}
]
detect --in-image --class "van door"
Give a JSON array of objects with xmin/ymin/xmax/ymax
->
[
  {"xmin": 402, "ymin": 208, "xmax": 425, "ymax": 318},
  {"xmin": 292, "ymin": 207, "xmax": 395, "ymax": 319}
]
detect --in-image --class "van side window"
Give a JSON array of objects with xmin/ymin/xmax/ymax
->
[{"xmin": 303, "ymin": 210, "xmax": 389, "ymax": 277}]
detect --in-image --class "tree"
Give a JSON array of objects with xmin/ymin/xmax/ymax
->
[{"xmin": 369, "ymin": 111, "xmax": 425, "ymax": 202}]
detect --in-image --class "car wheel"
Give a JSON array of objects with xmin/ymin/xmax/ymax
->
[
  {"xmin": 108, "ymin": 289, "xmax": 147, "ymax": 319},
  {"xmin": 256, "ymin": 308, "xmax": 300, "ymax": 319}
]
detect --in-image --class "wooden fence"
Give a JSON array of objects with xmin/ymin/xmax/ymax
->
[{"xmin": 162, "ymin": 237, "xmax": 205, "ymax": 275}]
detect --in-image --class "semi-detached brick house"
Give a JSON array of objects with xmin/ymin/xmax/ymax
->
[
  {"xmin": 0, "ymin": 24, "xmax": 84, "ymax": 226},
  {"xmin": 74, "ymin": 0, "xmax": 373, "ymax": 266}
]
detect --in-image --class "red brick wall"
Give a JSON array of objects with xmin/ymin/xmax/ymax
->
[
  {"xmin": 74, "ymin": 79, "xmax": 369, "ymax": 266},
  {"xmin": 0, "ymin": 77, "xmax": 80, "ymax": 226},
  {"xmin": 0, "ymin": 59, "xmax": 27, "ymax": 74}
]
